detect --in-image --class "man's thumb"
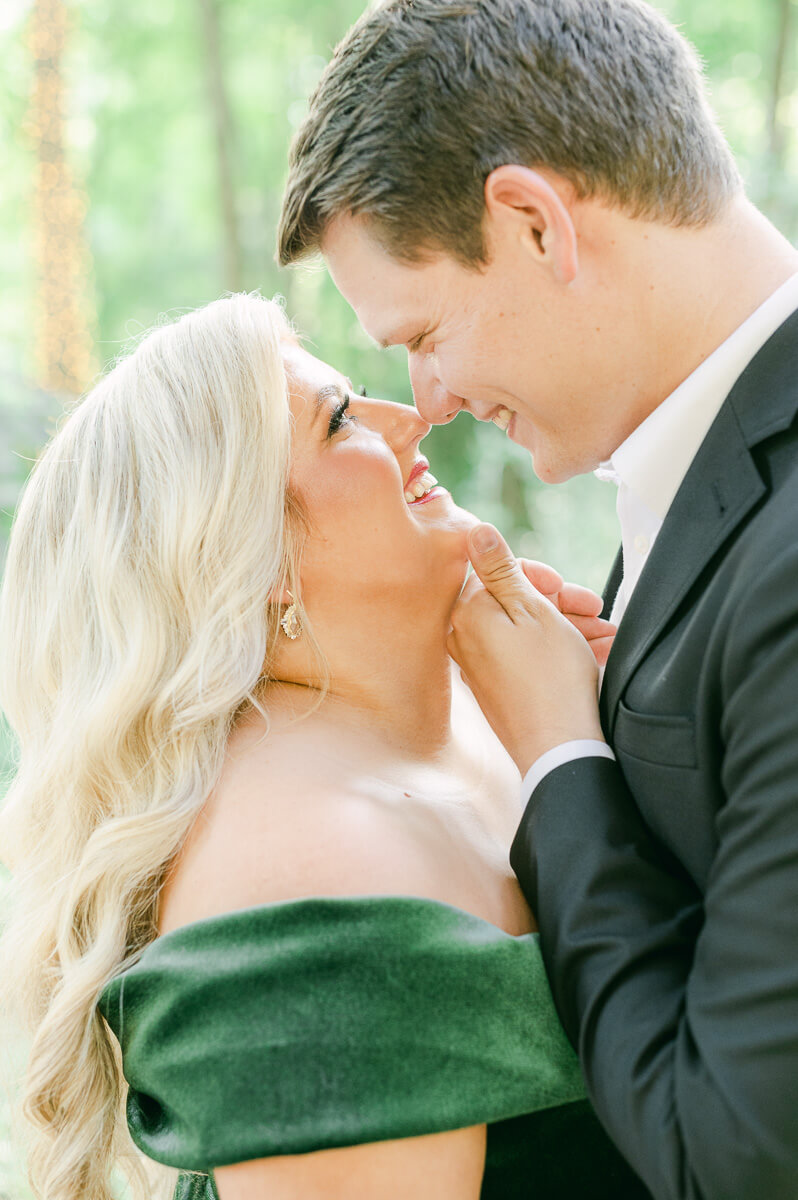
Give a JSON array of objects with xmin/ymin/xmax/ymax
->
[
  {"xmin": 467, "ymin": 523, "xmax": 528, "ymax": 594},
  {"xmin": 469, "ymin": 523, "xmax": 500, "ymax": 555}
]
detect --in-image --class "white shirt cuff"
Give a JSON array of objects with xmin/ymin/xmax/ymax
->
[{"xmin": 520, "ymin": 740, "xmax": 616, "ymax": 802}]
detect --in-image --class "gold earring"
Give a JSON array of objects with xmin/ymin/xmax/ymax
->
[{"xmin": 280, "ymin": 593, "xmax": 302, "ymax": 640}]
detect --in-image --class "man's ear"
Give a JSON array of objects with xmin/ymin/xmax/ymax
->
[{"xmin": 484, "ymin": 165, "xmax": 579, "ymax": 285}]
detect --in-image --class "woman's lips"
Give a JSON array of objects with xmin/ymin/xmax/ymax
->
[
  {"xmin": 404, "ymin": 468, "xmax": 438, "ymax": 502},
  {"xmin": 407, "ymin": 485, "xmax": 447, "ymax": 506},
  {"xmin": 404, "ymin": 458, "xmax": 430, "ymax": 490}
]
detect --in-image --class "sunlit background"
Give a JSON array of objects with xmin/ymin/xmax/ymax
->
[{"xmin": 0, "ymin": 0, "xmax": 796, "ymax": 1191}]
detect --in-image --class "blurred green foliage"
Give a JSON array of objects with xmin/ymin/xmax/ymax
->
[
  {"xmin": 0, "ymin": 0, "xmax": 796, "ymax": 780},
  {"xmin": 0, "ymin": 0, "xmax": 796, "ymax": 793},
  {"xmin": 1, "ymin": 0, "xmax": 796, "ymax": 579}
]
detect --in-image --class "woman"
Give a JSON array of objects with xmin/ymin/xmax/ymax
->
[{"xmin": 0, "ymin": 295, "xmax": 644, "ymax": 1200}]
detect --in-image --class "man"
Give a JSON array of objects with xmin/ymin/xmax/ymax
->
[{"xmin": 277, "ymin": 1, "xmax": 798, "ymax": 1196}]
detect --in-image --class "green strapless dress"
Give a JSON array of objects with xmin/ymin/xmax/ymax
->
[{"xmin": 97, "ymin": 896, "xmax": 650, "ymax": 1199}]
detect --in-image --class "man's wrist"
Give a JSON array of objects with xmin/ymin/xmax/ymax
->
[
  {"xmin": 513, "ymin": 719, "xmax": 606, "ymax": 778},
  {"xmin": 520, "ymin": 739, "xmax": 616, "ymax": 800}
]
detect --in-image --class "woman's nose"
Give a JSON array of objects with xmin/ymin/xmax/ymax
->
[{"xmin": 353, "ymin": 395, "xmax": 431, "ymax": 448}]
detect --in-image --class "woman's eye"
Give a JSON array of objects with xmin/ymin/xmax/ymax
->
[{"xmin": 327, "ymin": 395, "xmax": 359, "ymax": 437}]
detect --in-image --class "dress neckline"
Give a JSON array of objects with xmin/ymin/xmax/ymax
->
[{"xmin": 150, "ymin": 892, "xmax": 536, "ymax": 954}]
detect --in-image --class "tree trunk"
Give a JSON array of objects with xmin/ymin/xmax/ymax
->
[
  {"xmin": 197, "ymin": 0, "xmax": 244, "ymax": 292},
  {"xmin": 29, "ymin": 0, "xmax": 96, "ymax": 395},
  {"xmin": 767, "ymin": 0, "xmax": 793, "ymax": 165}
]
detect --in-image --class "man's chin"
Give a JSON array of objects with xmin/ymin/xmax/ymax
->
[
  {"xmin": 508, "ymin": 426, "xmax": 549, "ymax": 480},
  {"xmin": 531, "ymin": 456, "xmax": 578, "ymax": 485},
  {"xmin": 511, "ymin": 427, "xmax": 575, "ymax": 484},
  {"xmin": 507, "ymin": 413, "xmax": 539, "ymax": 458}
]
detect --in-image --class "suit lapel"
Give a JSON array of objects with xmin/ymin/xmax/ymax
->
[
  {"xmin": 601, "ymin": 547, "xmax": 623, "ymax": 621},
  {"xmin": 600, "ymin": 304, "xmax": 798, "ymax": 736},
  {"xmin": 600, "ymin": 393, "xmax": 766, "ymax": 737}
]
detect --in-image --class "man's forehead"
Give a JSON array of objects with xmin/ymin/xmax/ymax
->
[
  {"xmin": 323, "ymin": 214, "xmax": 438, "ymax": 344},
  {"xmin": 325, "ymin": 214, "xmax": 410, "ymax": 292},
  {"xmin": 323, "ymin": 212, "xmax": 385, "ymax": 268}
]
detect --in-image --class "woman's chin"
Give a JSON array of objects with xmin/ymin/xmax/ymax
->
[
  {"xmin": 443, "ymin": 499, "xmax": 481, "ymax": 534},
  {"xmin": 416, "ymin": 500, "xmax": 483, "ymax": 595},
  {"xmin": 451, "ymin": 504, "xmax": 482, "ymax": 548},
  {"xmin": 440, "ymin": 508, "xmax": 483, "ymax": 586}
]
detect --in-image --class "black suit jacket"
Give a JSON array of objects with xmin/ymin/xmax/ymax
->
[{"xmin": 510, "ymin": 307, "xmax": 798, "ymax": 1200}]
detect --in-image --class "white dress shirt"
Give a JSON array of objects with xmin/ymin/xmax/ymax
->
[{"xmin": 521, "ymin": 271, "xmax": 798, "ymax": 802}]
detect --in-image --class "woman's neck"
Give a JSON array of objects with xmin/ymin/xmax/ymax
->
[{"xmin": 263, "ymin": 610, "xmax": 462, "ymax": 766}]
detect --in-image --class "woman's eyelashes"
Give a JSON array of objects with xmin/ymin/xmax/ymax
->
[
  {"xmin": 327, "ymin": 385, "xmax": 369, "ymax": 437},
  {"xmin": 327, "ymin": 395, "xmax": 359, "ymax": 437}
]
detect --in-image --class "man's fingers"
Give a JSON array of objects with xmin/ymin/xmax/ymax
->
[
  {"xmin": 565, "ymin": 614, "xmax": 617, "ymax": 640},
  {"xmin": 557, "ymin": 581, "xmax": 604, "ymax": 617},
  {"xmin": 518, "ymin": 561, "xmax": 604, "ymax": 619},
  {"xmin": 588, "ymin": 634, "xmax": 616, "ymax": 667},
  {"xmin": 518, "ymin": 557, "xmax": 564, "ymax": 596},
  {"xmin": 466, "ymin": 527, "xmax": 606, "ymax": 637}
]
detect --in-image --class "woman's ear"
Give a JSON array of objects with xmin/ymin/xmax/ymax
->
[
  {"xmin": 483, "ymin": 165, "xmax": 579, "ymax": 285},
  {"xmin": 267, "ymin": 585, "xmax": 294, "ymax": 606}
]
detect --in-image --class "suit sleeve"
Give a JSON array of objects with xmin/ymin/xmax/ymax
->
[{"xmin": 510, "ymin": 541, "xmax": 798, "ymax": 1200}]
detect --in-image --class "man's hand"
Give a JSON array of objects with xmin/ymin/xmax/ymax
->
[
  {"xmin": 515, "ymin": 558, "xmax": 616, "ymax": 667},
  {"xmin": 449, "ymin": 523, "xmax": 609, "ymax": 776}
]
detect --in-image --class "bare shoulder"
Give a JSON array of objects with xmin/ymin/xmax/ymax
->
[
  {"xmin": 157, "ymin": 717, "xmax": 461, "ymax": 937},
  {"xmin": 158, "ymin": 685, "xmax": 534, "ymax": 939}
]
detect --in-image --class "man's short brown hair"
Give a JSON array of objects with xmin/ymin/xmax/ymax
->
[{"xmin": 278, "ymin": 0, "xmax": 742, "ymax": 268}]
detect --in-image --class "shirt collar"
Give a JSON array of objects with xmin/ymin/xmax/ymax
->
[{"xmin": 596, "ymin": 272, "xmax": 798, "ymax": 519}]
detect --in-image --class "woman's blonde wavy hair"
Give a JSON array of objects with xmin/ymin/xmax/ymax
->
[{"xmin": 0, "ymin": 292, "xmax": 328, "ymax": 1200}]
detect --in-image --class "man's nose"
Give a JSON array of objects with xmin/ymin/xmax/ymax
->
[{"xmin": 408, "ymin": 352, "xmax": 463, "ymax": 425}]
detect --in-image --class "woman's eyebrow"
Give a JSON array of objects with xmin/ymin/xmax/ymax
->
[{"xmin": 313, "ymin": 382, "xmax": 346, "ymax": 424}]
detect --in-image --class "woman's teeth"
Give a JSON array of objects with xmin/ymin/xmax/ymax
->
[
  {"xmin": 492, "ymin": 407, "xmax": 514, "ymax": 432},
  {"xmin": 404, "ymin": 470, "xmax": 438, "ymax": 503}
]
